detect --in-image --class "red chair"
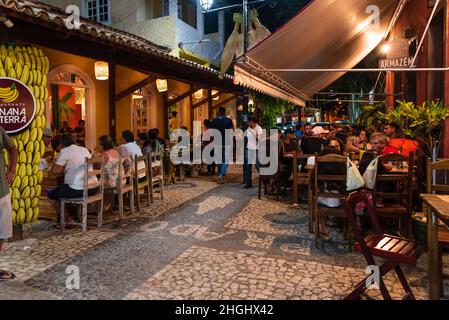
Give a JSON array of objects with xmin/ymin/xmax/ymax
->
[{"xmin": 342, "ymin": 191, "xmax": 425, "ymax": 300}]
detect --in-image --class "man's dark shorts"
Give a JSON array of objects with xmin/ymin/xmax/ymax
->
[{"xmin": 47, "ymin": 184, "xmax": 98, "ymax": 200}]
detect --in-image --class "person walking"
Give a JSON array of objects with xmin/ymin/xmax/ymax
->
[
  {"xmin": 211, "ymin": 107, "xmax": 234, "ymax": 184},
  {"xmin": 244, "ymin": 116, "xmax": 263, "ymax": 189},
  {"xmin": 0, "ymin": 127, "xmax": 18, "ymax": 281}
]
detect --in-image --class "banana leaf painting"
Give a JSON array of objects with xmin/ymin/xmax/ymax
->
[{"xmin": 51, "ymin": 84, "xmax": 76, "ymax": 131}]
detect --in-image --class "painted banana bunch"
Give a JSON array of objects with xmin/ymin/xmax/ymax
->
[
  {"xmin": 0, "ymin": 83, "xmax": 19, "ymax": 103},
  {"xmin": 1, "ymin": 42, "xmax": 49, "ymax": 225}
]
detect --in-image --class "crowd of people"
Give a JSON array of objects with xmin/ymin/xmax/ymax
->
[{"xmin": 39, "ymin": 125, "xmax": 167, "ymax": 222}]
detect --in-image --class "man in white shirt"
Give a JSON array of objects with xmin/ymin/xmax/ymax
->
[
  {"xmin": 47, "ymin": 133, "xmax": 98, "ymax": 223},
  {"xmin": 119, "ymin": 130, "xmax": 145, "ymax": 178},
  {"xmin": 244, "ymin": 116, "xmax": 263, "ymax": 189},
  {"xmin": 119, "ymin": 130, "xmax": 143, "ymax": 158}
]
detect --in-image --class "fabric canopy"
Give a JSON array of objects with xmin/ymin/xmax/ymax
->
[{"xmin": 234, "ymin": 0, "xmax": 402, "ymax": 105}]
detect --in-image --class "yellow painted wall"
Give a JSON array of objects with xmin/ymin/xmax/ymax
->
[
  {"xmin": 15, "ymin": 41, "xmax": 193, "ymax": 147},
  {"xmin": 115, "ymin": 65, "xmax": 146, "ymax": 141},
  {"xmin": 167, "ymin": 80, "xmax": 192, "ymax": 133},
  {"xmin": 28, "ymin": 45, "xmax": 109, "ymax": 151}
]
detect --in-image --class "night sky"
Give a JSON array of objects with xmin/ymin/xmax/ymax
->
[{"xmin": 203, "ymin": 0, "xmax": 312, "ymax": 38}]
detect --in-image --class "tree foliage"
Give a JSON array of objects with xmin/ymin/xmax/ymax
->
[{"xmin": 256, "ymin": 92, "xmax": 297, "ymax": 128}]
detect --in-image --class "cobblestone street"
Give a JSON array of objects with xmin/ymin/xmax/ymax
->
[{"xmin": 0, "ymin": 167, "xmax": 447, "ymax": 300}]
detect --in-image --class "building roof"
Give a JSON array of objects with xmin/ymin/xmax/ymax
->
[{"xmin": 0, "ymin": 0, "xmax": 236, "ymax": 86}]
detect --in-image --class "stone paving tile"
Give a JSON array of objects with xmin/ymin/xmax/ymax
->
[
  {"xmin": 0, "ymin": 280, "xmax": 61, "ymax": 300},
  {"xmin": 118, "ymin": 180, "xmax": 218, "ymax": 220},
  {"xmin": 126, "ymin": 246, "xmax": 428, "ymax": 300},
  {"xmin": 0, "ymin": 230, "xmax": 117, "ymax": 282},
  {"xmin": 4, "ymin": 181, "xmax": 245, "ymax": 300},
  {"xmin": 0, "ymin": 172, "xmax": 447, "ymax": 300},
  {"xmin": 225, "ymin": 198, "xmax": 312, "ymax": 238}
]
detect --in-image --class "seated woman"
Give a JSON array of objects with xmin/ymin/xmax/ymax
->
[
  {"xmin": 356, "ymin": 129, "xmax": 372, "ymax": 151},
  {"xmin": 281, "ymin": 128, "xmax": 299, "ymax": 181},
  {"xmin": 316, "ymin": 146, "xmax": 346, "ymax": 238},
  {"xmin": 98, "ymin": 135, "xmax": 120, "ymax": 212}
]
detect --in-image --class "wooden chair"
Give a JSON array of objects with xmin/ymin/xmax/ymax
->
[
  {"xmin": 148, "ymin": 151, "xmax": 164, "ymax": 203},
  {"xmin": 342, "ymin": 191, "xmax": 425, "ymax": 300},
  {"xmin": 292, "ymin": 152, "xmax": 314, "ymax": 233},
  {"xmin": 134, "ymin": 154, "xmax": 151, "ymax": 212},
  {"xmin": 258, "ymin": 161, "xmax": 283, "ymax": 201},
  {"xmin": 60, "ymin": 156, "xmax": 105, "ymax": 234},
  {"xmin": 313, "ymin": 153, "xmax": 349, "ymax": 247},
  {"xmin": 117, "ymin": 156, "xmax": 135, "ymax": 220},
  {"xmin": 426, "ymin": 158, "xmax": 449, "ymax": 298},
  {"xmin": 374, "ymin": 152, "xmax": 414, "ymax": 238},
  {"xmin": 258, "ymin": 139, "xmax": 284, "ymax": 201}
]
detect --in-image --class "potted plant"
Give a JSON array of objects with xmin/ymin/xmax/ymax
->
[{"xmin": 380, "ymin": 100, "xmax": 449, "ymax": 159}]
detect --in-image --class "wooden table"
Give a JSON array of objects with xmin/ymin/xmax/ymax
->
[{"xmin": 420, "ymin": 194, "xmax": 449, "ymax": 300}]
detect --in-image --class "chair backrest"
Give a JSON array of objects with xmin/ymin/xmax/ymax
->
[
  {"xmin": 374, "ymin": 152, "xmax": 414, "ymax": 206},
  {"xmin": 343, "ymin": 191, "xmax": 384, "ymax": 253},
  {"xmin": 134, "ymin": 154, "xmax": 149, "ymax": 182},
  {"xmin": 118, "ymin": 155, "xmax": 134, "ymax": 190},
  {"xmin": 83, "ymin": 155, "xmax": 105, "ymax": 201},
  {"xmin": 258, "ymin": 137, "xmax": 281, "ymax": 178},
  {"xmin": 149, "ymin": 151, "xmax": 164, "ymax": 179},
  {"xmin": 427, "ymin": 158, "xmax": 449, "ymax": 194},
  {"xmin": 313, "ymin": 153, "xmax": 348, "ymax": 200}
]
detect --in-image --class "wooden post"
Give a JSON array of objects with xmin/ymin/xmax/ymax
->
[
  {"xmin": 208, "ymin": 88, "xmax": 213, "ymax": 119},
  {"xmin": 427, "ymin": 207, "xmax": 441, "ymax": 300},
  {"xmin": 163, "ymin": 92, "xmax": 169, "ymax": 139},
  {"xmin": 108, "ymin": 63, "xmax": 116, "ymax": 142},
  {"xmin": 190, "ymin": 87, "xmax": 194, "ymax": 134}
]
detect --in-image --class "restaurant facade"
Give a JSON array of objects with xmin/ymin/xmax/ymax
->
[
  {"xmin": 384, "ymin": 0, "xmax": 449, "ymax": 157},
  {"xmin": 0, "ymin": 0, "xmax": 241, "ymax": 152}
]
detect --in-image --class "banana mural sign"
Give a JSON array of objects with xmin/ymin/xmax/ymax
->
[
  {"xmin": 1, "ymin": 43, "xmax": 50, "ymax": 225},
  {"xmin": 0, "ymin": 78, "xmax": 36, "ymax": 134}
]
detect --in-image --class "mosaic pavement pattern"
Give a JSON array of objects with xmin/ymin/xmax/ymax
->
[{"xmin": 0, "ymin": 169, "xmax": 448, "ymax": 300}]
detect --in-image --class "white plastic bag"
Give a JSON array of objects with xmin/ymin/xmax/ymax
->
[
  {"xmin": 363, "ymin": 158, "xmax": 378, "ymax": 190},
  {"xmin": 39, "ymin": 158, "xmax": 49, "ymax": 171},
  {"xmin": 346, "ymin": 158, "xmax": 365, "ymax": 191}
]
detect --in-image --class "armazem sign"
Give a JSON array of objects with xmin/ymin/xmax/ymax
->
[
  {"xmin": 379, "ymin": 38, "xmax": 414, "ymax": 69},
  {"xmin": 0, "ymin": 77, "xmax": 36, "ymax": 134}
]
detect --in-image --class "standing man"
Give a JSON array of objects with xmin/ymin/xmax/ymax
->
[
  {"xmin": 169, "ymin": 111, "xmax": 179, "ymax": 136},
  {"xmin": 211, "ymin": 107, "xmax": 234, "ymax": 184},
  {"xmin": 0, "ymin": 126, "xmax": 18, "ymax": 281},
  {"xmin": 244, "ymin": 116, "xmax": 263, "ymax": 189}
]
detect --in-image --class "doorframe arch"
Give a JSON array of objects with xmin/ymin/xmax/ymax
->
[{"xmin": 47, "ymin": 64, "xmax": 96, "ymax": 151}]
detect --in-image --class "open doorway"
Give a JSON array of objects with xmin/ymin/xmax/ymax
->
[{"xmin": 47, "ymin": 65, "xmax": 96, "ymax": 151}]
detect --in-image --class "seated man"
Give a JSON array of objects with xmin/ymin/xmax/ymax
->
[
  {"xmin": 299, "ymin": 126, "xmax": 328, "ymax": 172},
  {"xmin": 119, "ymin": 130, "xmax": 143, "ymax": 158},
  {"xmin": 370, "ymin": 132, "xmax": 399, "ymax": 156},
  {"xmin": 281, "ymin": 128, "xmax": 299, "ymax": 181},
  {"xmin": 359, "ymin": 132, "xmax": 400, "ymax": 176},
  {"xmin": 47, "ymin": 134, "xmax": 98, "ymax": 223}
]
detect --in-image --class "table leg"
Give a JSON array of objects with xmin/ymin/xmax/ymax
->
[
  {"xmin": 293, "ymin": 165, "xmax": 298, "ymax": 205},
  {"xmin": 427, "ymin": 208, "xmax": 441, "ymax": 300}
]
